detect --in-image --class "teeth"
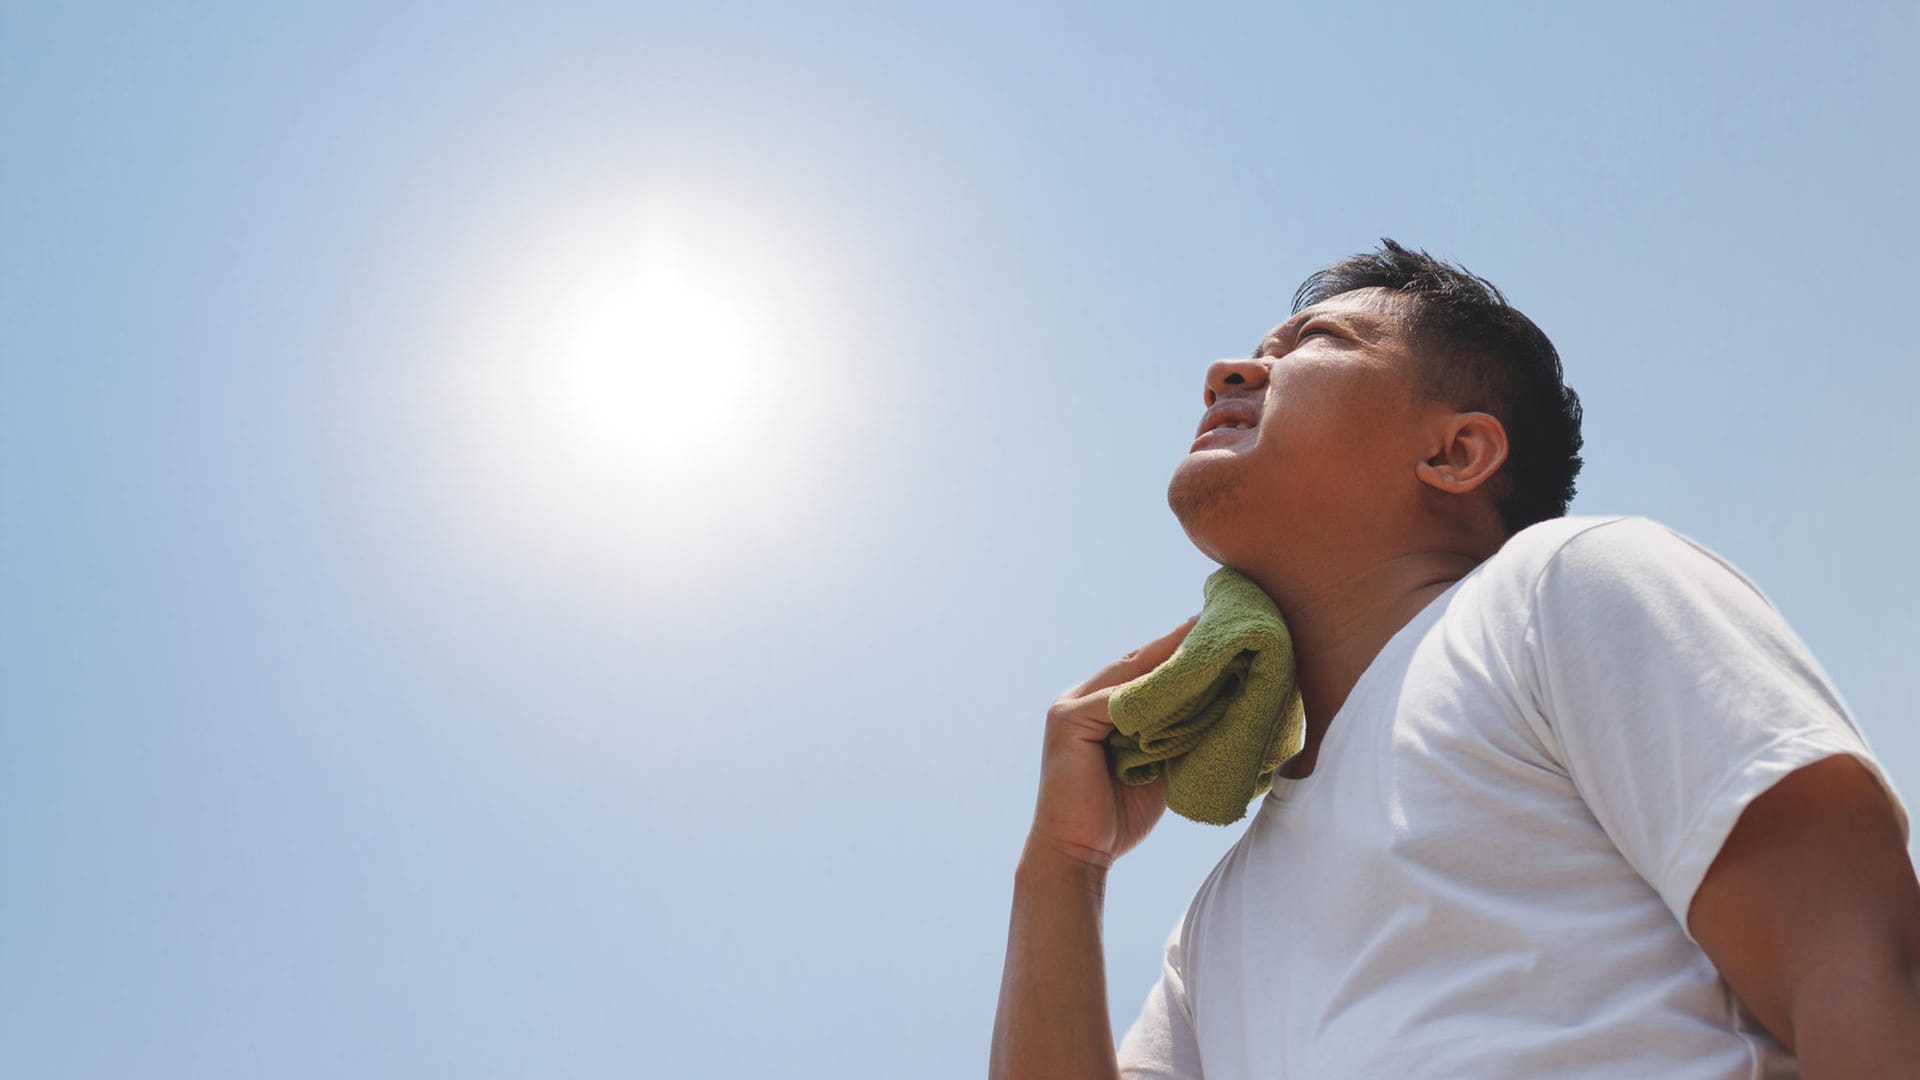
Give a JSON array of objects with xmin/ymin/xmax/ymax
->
[{"xmin": 1200, "ymin": 419, "xmax": 1254, "ymax": 438}]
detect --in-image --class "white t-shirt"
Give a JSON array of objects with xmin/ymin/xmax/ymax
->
[{"xmin": 1115, "ymin": 514, "xmax": 1911, "ymax": 1079}]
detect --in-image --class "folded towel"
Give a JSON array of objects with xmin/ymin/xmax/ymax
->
[{"xmin": 1106, "ymin": 567, "xmax": 1305, "ymax": 826}]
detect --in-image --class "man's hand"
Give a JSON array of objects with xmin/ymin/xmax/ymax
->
[
  {"xmin": 992, "ymin": 613, "xmax": 1202, "ymax": 1080},
  {"xmin": 1028, "ymin": 614, "xmax": 1201, "ymax": 873}
]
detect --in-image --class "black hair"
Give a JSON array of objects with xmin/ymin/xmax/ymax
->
[{"xmin": 1291, "ymin": 238, "xmax": 1584, "ymax": 536}]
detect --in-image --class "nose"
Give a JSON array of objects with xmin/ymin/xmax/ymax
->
[{"xmin": 1203, "ymin": 357, "xmax": 1271, "ymax": 407}]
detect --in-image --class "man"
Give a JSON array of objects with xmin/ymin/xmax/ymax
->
[{"xmin": 988, "ymin": 240, "xmax": 1920, "ymax": 1078}]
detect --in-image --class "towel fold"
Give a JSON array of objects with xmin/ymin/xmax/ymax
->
[{"xmin": 1106, "ymin": 567, "xmax": 1305, "ymax": 826}]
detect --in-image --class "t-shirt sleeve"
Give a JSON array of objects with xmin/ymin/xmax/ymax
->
[
  {"xmin": 1115, "ymin": 917, "xmax": 1204, "ymax": 1079},
  {"xmin": 1518, "ymin": 516, "xmax": 1911, "ymax": 943}
]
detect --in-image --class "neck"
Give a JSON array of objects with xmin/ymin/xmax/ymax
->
[{"xmin": 1239, "ymin": 542, "xmax": 1489, "ymax": 773}]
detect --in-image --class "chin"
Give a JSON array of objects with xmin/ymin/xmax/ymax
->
[{"xmin": 1167, "ymin": 462, "xmax": 1238, "ymax": 562}]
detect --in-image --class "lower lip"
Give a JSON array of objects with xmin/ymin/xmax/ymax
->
[{"xmin": 1189, "ymin": 426, "xmax": 1253, "ymax": 451}]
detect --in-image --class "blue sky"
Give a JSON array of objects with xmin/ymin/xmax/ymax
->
[{"xmin": 4, "ymin": 3, "xmax": 1916, "ymax": 1077}]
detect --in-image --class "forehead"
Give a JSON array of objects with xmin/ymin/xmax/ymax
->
[{"xmin": 1255, "ymin": 287, "xmax": 1410, "ymax": 354}]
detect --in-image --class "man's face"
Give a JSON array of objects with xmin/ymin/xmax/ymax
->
[{"xmin": 1167, "ymin": 287, "xmax": 1434, "ymax": 564}]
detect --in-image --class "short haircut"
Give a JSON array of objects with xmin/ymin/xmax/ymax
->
[{"xmin": 1291, "ymin": 238, "xmax": 1585, "ymax": 536}]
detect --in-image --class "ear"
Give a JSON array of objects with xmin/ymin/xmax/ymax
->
[{"xmin": 1415, "ymin": 410, "xmax": 1508, "ymax": 494}]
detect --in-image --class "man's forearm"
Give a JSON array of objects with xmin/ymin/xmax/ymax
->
[{"xmin": 989, "ymin": 840, "xmax": 1123, "ymax": 1080}]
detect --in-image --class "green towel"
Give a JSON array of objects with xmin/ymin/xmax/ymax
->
[{"xmin": 1106, "ymin": 567, "xmax": 1305, "ymax": 826}]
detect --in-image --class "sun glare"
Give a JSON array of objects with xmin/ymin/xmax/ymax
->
[
  {"xmin": 431, "ymin": 190, "xmax": 864, "ymax": 592},
  {"xmin": 564, "ymin": 261, "xmax": 754, "ymax": 459}
]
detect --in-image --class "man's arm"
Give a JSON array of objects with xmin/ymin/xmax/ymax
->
[
  {"xmin": 990, "ymin": 615, "xmax": 1199, "ymax": 1080},
  {"xmin": 989, "ymin": 840, "xmax": 1123, "ymax": 1080},
  {"xmin": 1688, "ymin": 753, "xmax": 1920, "ymax": 1077},
  {"xmin": 1516, "ymin": 518, "xmax": 1918, "ymax": 1073}
]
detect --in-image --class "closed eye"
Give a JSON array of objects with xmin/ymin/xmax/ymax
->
[{"xmin": 1252, "ymin": 323, "xmax": 1336, "ymax": 359}]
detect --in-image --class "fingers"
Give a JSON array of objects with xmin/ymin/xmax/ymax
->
[{"xmin": 1063, "ymin": 613, "xmax": 1200, "ymax": 701}]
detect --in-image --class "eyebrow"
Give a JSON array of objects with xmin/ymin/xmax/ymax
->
[
  {"xmin": 1250, "ymin": 309, "xmax": 1381, "ymax": 359},
  {"xmin": 1251, "ymin": 313, "xmax": 1308, "ymax": 359}
]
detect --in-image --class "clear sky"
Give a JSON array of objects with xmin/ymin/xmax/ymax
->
[{"xmin": 4, "ymin": 3, "xmax": 1916, "ymax": 1077}]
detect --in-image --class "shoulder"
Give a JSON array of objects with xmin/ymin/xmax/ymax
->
[
  {"xmin": 1488, "ymin": 513, "xmax": 1677, "ymax": 577},
  {"xmin": 1478, "ymin": 513, "xmax": 1768, "ymax": 608},
  {"xmin": 1463, "ymin": 516, "xmax": 1793, "ymax": 671}
]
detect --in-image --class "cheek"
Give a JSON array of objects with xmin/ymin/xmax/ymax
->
[
  {"xmin": 1255, "ymin": 384, "xmax": 1406, "ymax": 472},
  {"xmin": 1258, "ymin": 381, "xmax": 1359, "ymax": 442}
]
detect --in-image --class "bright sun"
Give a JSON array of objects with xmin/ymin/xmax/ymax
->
[
  {"xmin": 432, "ymin": 190, "xmax": 864, "ymax": 591},
  {"xmin": 563, "ymin": 260, "xmax": 754, "ymax": 459}
]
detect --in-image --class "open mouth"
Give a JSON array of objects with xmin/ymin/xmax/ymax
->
[
  {"xmin": 1190, "ymin": 424, "xmax": 1253, "ymax": 449},
  {"xmin": 1194, "ymin": 398, "xmax": 1261, "ymax": 442}
]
